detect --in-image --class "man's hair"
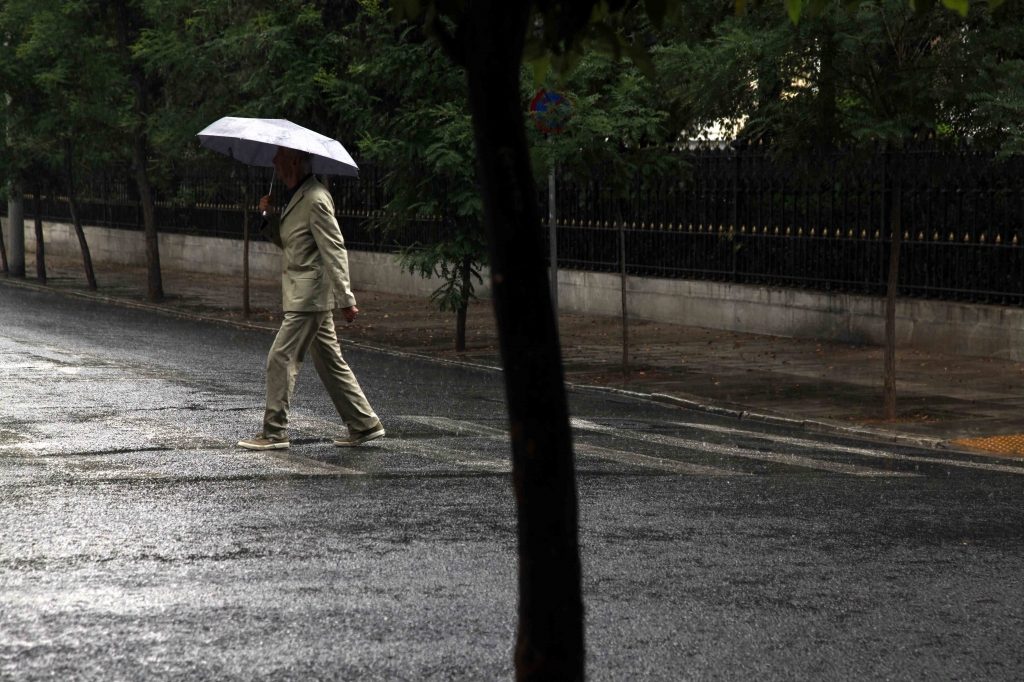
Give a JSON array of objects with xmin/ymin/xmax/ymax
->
[
  {"xmin": 293, "ymin": 150, "xmax": 313, "ymax": 174},
  {"xmin": 283, "ymin": 147, "xmax": 313, "ymax": 174}
]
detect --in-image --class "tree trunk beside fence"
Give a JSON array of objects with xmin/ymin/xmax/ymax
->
[
  {"xmin": 133, "ymin": 136, "xmax": 164, "ymax": 302},
  {"xmin": 6, "ymin": 184, "xmax": 25, "ymax": 277},
  {"xmin": 0, "ymin": 209, "xmax": 8, "ymax": 273},
  {"xmin": 114, "ymin": 0, "xmax": 164, "ymax": 303},
  {"xmin": 33, "ymin": 184, "xmax": 46, "ymax": 284},
  {"xmin": 456, "ymin": 255, "xmax": 470, "ymax": 352},
  {"xmin": 64, "ymin": 140, "xmax": 98, "ymax": 291}
]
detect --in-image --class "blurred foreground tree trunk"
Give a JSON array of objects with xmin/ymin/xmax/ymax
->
[{"xmin": 455, "ymin": 3, "xmax": 584, "ymax": 678}]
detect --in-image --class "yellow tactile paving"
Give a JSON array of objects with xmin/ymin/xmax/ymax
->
[{"xmin": 952, "ymin": 434, "xmax": 1024, "ymax": 457}]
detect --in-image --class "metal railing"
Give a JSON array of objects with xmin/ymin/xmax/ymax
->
[{"xmin": 8, "ymin": 145, "xmax": 1024, "ymax": 305}]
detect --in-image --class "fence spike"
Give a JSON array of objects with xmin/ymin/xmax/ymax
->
[
  {"xmin": 980, "ymin": 233, "xmax": 987, "ymax": 243},
  {"xmin": 1014, "ymin": 235, "xmax": 1019, "ymax": 246},
  {"xmin": 996, "ymin": 234, "xmax": 1003, "ymax": 244},
  {"xmin": 948, "ymin": 231, "xmax": 955, "ymax": 241},
  {"xmin": 963, "ymin": 233, "xmax": 970, "ymax": 242}
]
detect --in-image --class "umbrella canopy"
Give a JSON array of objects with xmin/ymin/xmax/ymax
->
[{"xmin": 196, "ymin": 116, "xmax": 359, "ymax": 178}]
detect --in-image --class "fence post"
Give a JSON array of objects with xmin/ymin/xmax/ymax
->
[
  {"xmin": 731, "ymin": 146, "xmax": 740, "ymax": 280},
  {"xmin": 243, "ymin": 208, "xmax": 251, "ymax": 318},
  {"xmin": 242, "ymin": 168, "xmax": 251, "ymax": 318},
  {"xmin": 548, "ymin": 164, "xmax": 558, "ymax": 314},
  {"xmin": 620, "ymin": 219, "xmax": 629, "ymax": 379}
]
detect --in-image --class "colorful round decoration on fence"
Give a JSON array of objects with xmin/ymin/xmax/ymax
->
[{"xmin": 530, "ymin": 89, "xmax": 572, "ymax": 135}]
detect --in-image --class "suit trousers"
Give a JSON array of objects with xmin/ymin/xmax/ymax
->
[{"xmin": 263, "ymin": 311, "xmax": 378, "ymax": 439}]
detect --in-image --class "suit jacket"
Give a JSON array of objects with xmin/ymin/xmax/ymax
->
[{"xmin": 264, "ymin": 175, "xmax": 357, "ymax": 312}]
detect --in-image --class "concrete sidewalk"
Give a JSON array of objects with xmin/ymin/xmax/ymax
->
[{"xmin": 4, "ymin": 257, "xmax": 1024, "ymax": 457}]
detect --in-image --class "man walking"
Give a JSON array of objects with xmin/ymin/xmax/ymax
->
[{"xmin": 238, "ymin": 146, "xmax": 384, "ymax": 450}]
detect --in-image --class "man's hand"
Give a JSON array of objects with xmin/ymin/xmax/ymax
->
[
  {"xmin": 258, "ymin": 195, "xmax": 273, "ymax": 215},
  {"xmin": 341, "ymin": 306, "xmax": 359, "ymax": 323}
]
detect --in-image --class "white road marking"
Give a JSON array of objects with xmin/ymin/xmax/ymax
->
[
  {"xmin": 404, "ymin": 416, "xmax": 758, "ymax": 477},
  {"xmin": 667, "ymin": 420, "xmax": 1024, "ymax": 477},
  {"xmin": 571, "ymin": 418, "xmax": 915, "ymax": 477},
  {"xmin": 402, "ymin": 415, "xmax": 507, "ymax": 438},
  {"xmin": 393, "ymin": 439, "xmax": 510, "ymax": 473},
  {"xmin": 574, "ymin": 442, "xmax": 748, "ymax": 476},
  {"xmin": 402, "ymin": 416, "xmax": 743, "ymax": 475},
  {"xmin": 263, "ymin": 450, "xmax": 365, "ymax": 476}
]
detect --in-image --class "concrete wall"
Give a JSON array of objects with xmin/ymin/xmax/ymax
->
[
  {"xmin": 11, "ymin": 220, "xmax": 1024, "ymax": 361},
  {"xmin": 556, "ymin": 269, "xmax": 1024, "ymax": 360},
  {"xmin": 24, "ymin": 220, "xmax": 449, "ymax": 299}
]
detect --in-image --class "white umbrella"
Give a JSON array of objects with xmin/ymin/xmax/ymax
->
[{"xmin": 196, "ymin": 116, "xmax": 359, "ymax": 178}]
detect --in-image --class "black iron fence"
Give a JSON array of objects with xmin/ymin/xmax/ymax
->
[
  {"xmin": 7, "ymin": 146, "xmax": 1024, "ymax": 305},
  {"xmin": 550, "ymin": 146, "xmax": 1024, "ymax": 305}
]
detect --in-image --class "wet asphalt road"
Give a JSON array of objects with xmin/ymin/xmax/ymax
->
[{"xmin": 1, "ymin": 283, "xmax": 1023, "ymax": 681}]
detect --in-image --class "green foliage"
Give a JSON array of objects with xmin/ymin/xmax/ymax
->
[
  {"xmin": 332, "ymin": 10, "xmax": 487, "ymax": 312},
  {"xmin": 399, "ymin": 233, "xmax": 485, "ymax": 313},
  {"xmin": 764, "ymin": 0, "xmax": 1008, "ymax": 23},
  {"xmin": 526, "ymin": 48, "xmax": 683, "ymax": 193},
  {"xmin": 663, "ymin": 0, "xmax": 1024, "ymax": 152},
  {"xmin": 3, "ymin": 0, "xmax": 1021, "ymax": 231},
  {"xmin": 0, "ymin": 0, "xmax": 130, "ymax": 179}
]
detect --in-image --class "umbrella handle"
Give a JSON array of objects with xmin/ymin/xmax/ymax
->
[{"xmin": 262, "ymin": 173, "xmax": 274, "ymax": 217}]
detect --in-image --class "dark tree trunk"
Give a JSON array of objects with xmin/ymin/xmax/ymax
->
[
  {"xmin": 64, "ymin": 140, "xmax": 98, "ymax": 291},
  {"xmin": 0, "ymin": 206, "xmax": 8, "ymax": 274},
  {"xmin": 133, "ymin": 135, "xmax": 164, "ymax": 302},
  {"xmin": 455, "ymin": 255, "xmax": 471, "ymax": 352},
  {"xmin": 461, "ymin": 3, "xmax": 584, "ymax": 679},
  {"xmin": 114, "ymin": 0, "xmax": 164, "ymax": 302},
  {"xmin": 33, "ymin": 183, "xmax": 46, "ymax": 283}
]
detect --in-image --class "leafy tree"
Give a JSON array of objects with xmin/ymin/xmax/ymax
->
[
  {"xmin": 328, "ymin": 8, "xmax": 486, "ymax": 351},
  {"xmin": 663, "ymin": 0, "xmax": 1019, "ymax": 150},
  {"xmin": 0, "ymin": 0, "xmax": 132, "ymax": 290},
  {"xmin": 107, "ymin": 0, "xmax": 165, "ymax": 301}
]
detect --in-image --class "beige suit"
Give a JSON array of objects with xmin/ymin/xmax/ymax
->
[{"xmin": 261, "ymin": 175, "xmax": 379, "ymax": 439}]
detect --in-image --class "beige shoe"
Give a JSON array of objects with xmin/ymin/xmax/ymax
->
[
  {"xmin": 333, "ymin": 422, "xmax": 385, "ymax": 447},
  {"xmin": 237, "ymin": 434, "xmax": 290, "ymax": 450}
]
